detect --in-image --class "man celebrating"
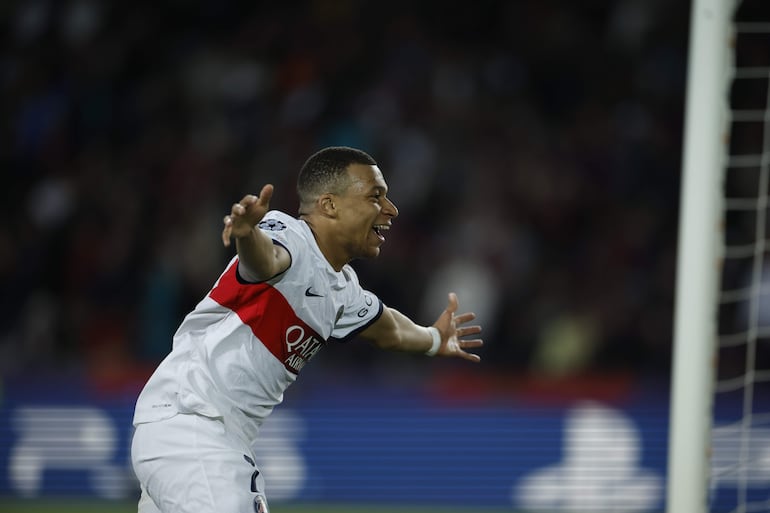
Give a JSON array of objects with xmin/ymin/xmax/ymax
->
[{"xmin": 130, "ymin": 146, "xmax": 483, "ymax": 513}]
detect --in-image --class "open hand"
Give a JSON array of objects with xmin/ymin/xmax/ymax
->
[
  {"xmin": 222, "ymin": 184, "xmax": 274, "ymax": 247},
  {"xmin": 433, "ymin": 292, "xmax": 483, "ymax": 362}
]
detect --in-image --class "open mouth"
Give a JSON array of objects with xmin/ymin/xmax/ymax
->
[{"xmin": 372, "ymin": 224, "xmax": 390, "ymax": 242}]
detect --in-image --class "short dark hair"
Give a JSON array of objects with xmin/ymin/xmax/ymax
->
[{"xmin": 297, "ymin": 147, "xmax": 377, "ymax": 209}]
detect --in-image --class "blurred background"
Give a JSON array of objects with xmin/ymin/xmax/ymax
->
[
  {"xmin": 1, "ymin": 0, "xmax": 686, "ymax": 392},
  {"xmin": 0, "ymin": 1, "xmax": 765, "ymax": 512}
]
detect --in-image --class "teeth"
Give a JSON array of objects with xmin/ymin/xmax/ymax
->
[{"xmin": 373, "ymin": 225, "xmax": 390, "ymax": 231}]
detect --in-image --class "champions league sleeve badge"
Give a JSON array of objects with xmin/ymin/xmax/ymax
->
[{"xmin": 258, "ymin": 219, "xmax": 287, "ymax": 231}]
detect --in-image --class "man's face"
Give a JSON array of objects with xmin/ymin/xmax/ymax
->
[{"xmin": 332, "ymin": 164, "xmax": 399, "ymax": 261}]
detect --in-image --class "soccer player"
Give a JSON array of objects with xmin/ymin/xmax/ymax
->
[{"xmin": 130, "ymin": 146, "xmax": 483, "ymax": 513}]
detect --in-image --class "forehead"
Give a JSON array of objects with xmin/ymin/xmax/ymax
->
[{"xmin": 345, "ymin": 164, "xmax": 388, "ymax": 192}]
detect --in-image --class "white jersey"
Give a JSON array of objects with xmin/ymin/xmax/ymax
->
[{"xmin": 133, "ymin": 211, "xmax": 383, "ymax": 444}]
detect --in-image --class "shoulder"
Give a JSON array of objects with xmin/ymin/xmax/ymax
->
[
  {"xmin": 340, "ymin": 264, "xmax": 361, "ymax": 285},
  {"xmin": 257, "ymin": 210, "xmax": 296, "ymax": 232},
  {"xmin": 257, "ymin": 211, "xmax": 309, "ymax": 244},
  {"xmin": 257, "ymin": 211, "xmax": 318, "ymax": 265}
]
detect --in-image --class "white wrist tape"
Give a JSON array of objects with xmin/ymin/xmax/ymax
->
[{"xmin": 425, "ymin": 326, "xmax": 441, "ymax": 356}]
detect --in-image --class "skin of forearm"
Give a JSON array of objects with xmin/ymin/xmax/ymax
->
[
  {"xmin": 235, "ymin": 227, "xmax": 281, "ymax": 281},
  {"xmin": 373, "ymin": 308, "xmax": 434, "ymax": 353}
]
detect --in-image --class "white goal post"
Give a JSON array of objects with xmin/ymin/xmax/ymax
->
[{"xmin": 666, "ymin": 1, "xmax": 738, "ymax": 513}]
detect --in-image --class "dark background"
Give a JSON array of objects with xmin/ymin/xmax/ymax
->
[{"xmin": 0, "ymin": 0, "xmax": 699, "ymax": 395}]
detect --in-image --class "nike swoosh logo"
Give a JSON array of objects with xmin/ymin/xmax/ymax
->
[{"xmin": 305, "ymin": 287, "xmax": 324, "ymax": 297}]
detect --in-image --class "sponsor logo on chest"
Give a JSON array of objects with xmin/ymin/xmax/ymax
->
[{"xmin": 283, "ymin": 324, "xmax": 324, "ymax": 373}]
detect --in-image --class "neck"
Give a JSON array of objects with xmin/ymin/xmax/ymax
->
[{"xmin": 300, "ymin": 214, "xmax": 346, "ymax": 272}]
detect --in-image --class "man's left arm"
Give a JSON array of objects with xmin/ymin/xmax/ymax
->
[{"xmin": 359, "ymin": 292, "xmax": 483, "ymax": 363}]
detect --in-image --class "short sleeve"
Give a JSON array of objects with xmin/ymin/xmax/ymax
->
[
  {"xmin": 256, "ymin": 211, "xmax": 299, "ymax": 256},
  {"xmin": 237, "ymin": 211, "xmax": 297, "ymax": 283},
  {"xmin": 329, "ymin": 268, "xmax": 383, "ymax": 343}
]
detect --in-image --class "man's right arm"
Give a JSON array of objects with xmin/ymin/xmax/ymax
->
[
  {"xmin": 222, "ymin": 184, "xmax": 291, "ymax": 281},
  {"xmin": 235, "ymin": 227, "xmax": 291, "ymax": 281}
]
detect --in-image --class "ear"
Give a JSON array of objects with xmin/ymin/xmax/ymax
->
[{"xmin": 319, "ymin": 194, "xmax": 337, "ymax": 217}]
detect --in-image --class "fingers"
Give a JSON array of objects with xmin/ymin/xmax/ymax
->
[
  {"xmin": 231, "ymin": 184, "xmax": 273, "ymax": 215},
  {"xmin": 446, "ymin": 292, "xmax": 458, "ymax": 314},
  {"xmin": 457, "ymin": 346, "xmax": 482, "ymax": 363},
  {"xmin": 232, "ymin": 195, "xmax": 256, "ymax": 215},
  {"xmin": 455, "ymin": 325, "xmax": 482, "ymax": 337},
  {"xmin": 437, "ymin": 292, "xmax": 483, "ymax": 363},
  {"xmin": 222, "ymin": 185, "xmax": 274, "ymax": 247},
  {"xmin": 222, "ymin": 217, "xmax": 232, "ymax": 247},
  {"xmin": 459, "ymin": 338, "xmax": 484, "ymax": 348},
  {"xmin": 457, "ymin": 338, "xmax": 483, "ymax": 363},
  {"xmin": 256, "ymin": 184, "xmax": 274, "ymax": 207},
  {"xmin": 454, "ymin": 312, "xmax": 476, "ymax": 325}
]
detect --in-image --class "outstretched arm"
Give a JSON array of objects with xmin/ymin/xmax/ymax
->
[
  {"xmin": 222, "ymin": 184, "xmax": 290, "ymax": 281},
  {"xmin": 360, "ymin": 292, "xmax": 483, "ymax": 363}
]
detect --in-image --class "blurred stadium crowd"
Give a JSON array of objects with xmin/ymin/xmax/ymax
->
[{"xmin": 0, "ymin": 1, "xmax": 691, "ymax": 388}]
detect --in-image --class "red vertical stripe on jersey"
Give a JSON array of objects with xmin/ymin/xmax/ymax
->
[{"xmin": 208, "ymin": 261, "xmax": 323, "ymax": 374}]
